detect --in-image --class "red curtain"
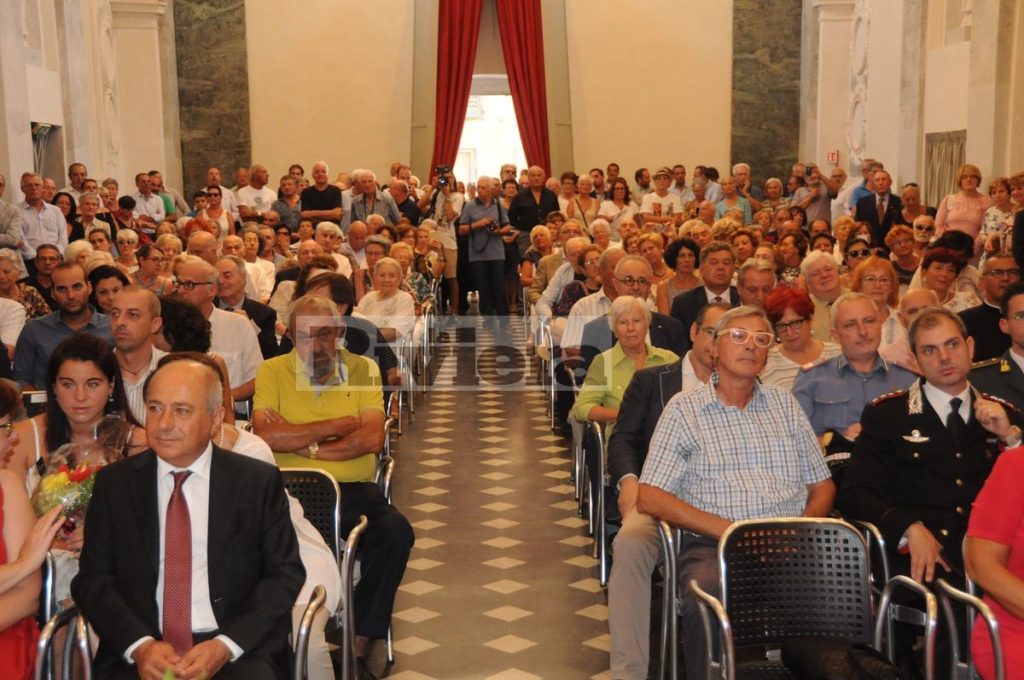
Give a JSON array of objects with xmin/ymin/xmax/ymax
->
[
  {"xmin": 430, "ymin": 0, "xmax": 484, "ymax": 175},
  {"xmin": 496, "ymin": 0, "xmax": 551, "ymax": 175}
]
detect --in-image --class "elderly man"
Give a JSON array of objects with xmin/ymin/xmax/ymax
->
[
  {"xmin": 351, "ymin": 170, "xmax": 400, "ymax": 226},
  {"xmin": 972, "ymin": 281, "xmax": 1024, "ymax": 409},
  {"xmin": 578, "ymin": 255, "xmax": 686, "ymax": 370},
  {"xmin": 606, "ymin": 301, "xmax": 727, "ymax": 680},
  {"xmin": 418, "ymin": 167, "xmax": 464, "ymax": 311},
  {"xmin": 638, "ymin": 306, "xmax": 834, "ymax": 680},
  {"xmin": 253, "ymin": 296, "xmax": 413, "ymax": 677},
  {"xmin": 236, "ymin": 164, "xmax": 277, "ymax": 222},
  {"xmin": 340, "ymin": 220, "xmax": 369, "ymax": 270},
  {"xmin": 23, "ymin": 243, "xmax": 60, "ymax": 309},
  {"xmin": 300, "ymin": 162, "xmax": 343, "ymax": 225},
  {"xmin": 669, "ymin": 241, "xmax": 740, "ymax": 351},
  {"xmin": 216, "ymin": 255, "xmax": 280, "ymax": 360},
  {"xmin": 186, "ymin": 230, "xmax": 219, "ymax": 265},
  {"xmin": 110, "ymin": 286, "xmax": 166, "ymax": 423},
  {"xmin": 639, "ymin": 167, "xmax": 684, "ymax": 227},
  {"xmin": 131, "ymin": 172, "xmax": 166, "ymax": 227},
  {"xmin": 668, "ymin": 164, "xmax": 694, "ymax": 203},
  {"xmin": 562, "ymin": 248, "xmax": 626, "ymax": 360},
  {"xmin": 13, "ymin": 261, "xmax": 112, "ymax": 389},
  {"xmin": 846, "ymin": 158, "xmax": 883, "ymax": 212},
  {"xmin": 801, "ymin": 250, "xmax": 846, "ymax": 341},
  {"xmin": 793, "ymin": 292, "xmax": 915, "ymax": 441},
  {"xmin": 60, "ymin": 162, "xmax": 87, "ymax": 200},
  {"xmin": 959, "ymin": 252, "xmax": 1020, "ymax": 361},
  {"xmin": 735, "ymin": 258, "xmax": 776, "ymax": 309},
  {"xmin": 18, "ymin": 172, "xmax": 66, "ymax": 259},
  {"xmin": 176, "ymin": 257, "xmax": 262, "ymax": 404},
  {"xmin": 389, "ymin": 178, "xmax": 420, "ymax": 226},
  {"xmin": 509, "ymin": 165, "xmax": 560, "ymax": 256},
  {"xmin": 793, "ymin": 162, "xmax": 841, "ymax": 226},
  {"xmin": 534, "ymin": 235, "xmax": 591, "ymax": 327},
  {"xmin": 73, "ymin": 358, "xmax": 305, "ymax": 680},
  {"xmin": 855, "ymin": 168, "xmax": 902, "ymax": 244},
  {"xmin": 313, "ymin": 221, "xmax": 353, "ymax": 277},
  {"xmin": 459, "ymin": 176, "xmax": 511, "ymax": 319},
  {"xmin": 732, "ymin": 162, "xmax": 763, "ymax": 207},
  {"xmin": 839, "ymin": 307, "xmax": 1022, "ymax": 677},
  {"xmin": 881, "ymin": 287, "xmax": 940, "ymax": 372},
  {"xmin": 0, "ymin": 172, "xmax": 29, "ymax": 265}
]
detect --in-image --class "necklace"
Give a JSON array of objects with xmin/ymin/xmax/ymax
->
[{"xmin": 118, "ymin": 352, "xmax": 151, "ymax": 376}]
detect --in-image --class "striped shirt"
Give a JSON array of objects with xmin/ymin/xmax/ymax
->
[{"xmin": 640, "ymin": 376, "xmax": 830, "ymax": 522}]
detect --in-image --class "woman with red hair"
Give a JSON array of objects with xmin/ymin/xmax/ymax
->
[{"xmin": 761, "ymin": 286, "xmax": 840, "ymax": 390}]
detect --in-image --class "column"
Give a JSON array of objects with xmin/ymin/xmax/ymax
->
[
  {"xmin": 812, "ymin": 0, "xmax": 854, "ymax": 172},
  {"xmin": 0, "ymin": 2, "xmax": 35, "ymax": 187},
  {"xmin": 967, "ymin": 0, "xmax": 1015, "ymax": 177}
]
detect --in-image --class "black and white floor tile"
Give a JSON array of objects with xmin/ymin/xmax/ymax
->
[{"xmin": 371, "ymin": 317, "xmax": 612, "ymax": 679}]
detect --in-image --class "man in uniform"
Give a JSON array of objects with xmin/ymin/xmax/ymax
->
[{"xmin": 972, "ymin": 280, "xmax": 1024, "ymax": 410}]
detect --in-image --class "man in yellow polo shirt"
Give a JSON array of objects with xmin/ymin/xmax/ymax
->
[{"xmin": 253, "ymin": 295, "xmax": 413, "ymax": 678}]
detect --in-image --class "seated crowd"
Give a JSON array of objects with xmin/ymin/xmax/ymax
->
[{"xmin": 0, "ymin": 156, "xmax": 1023, "ymax": 679}]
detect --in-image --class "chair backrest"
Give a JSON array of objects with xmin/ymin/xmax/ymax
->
[
  {"xmin": 280, "ymin": 468, "xmax": 341, "ymax": 562},
  {"xmin": 720, "ymin": 517, "xmax": 873, "ymax": 647}
]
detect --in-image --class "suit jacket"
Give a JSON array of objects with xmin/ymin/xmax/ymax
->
[
  {"xmin": 241, "ymin": 297, "xmax": 280, "ymax": 359},
  {"xmin": 971, "ymin": 350, "xmax": 1024, "ymax": 412},
  {"xmin": 836, "ymin": 380, "xmax": 1018, "ymax": 572},
  {"xmin": 854, "ymin": 192, "xmax": 904, "ymax": 245},
  {"xmin": 959, "ymin": 302, "xmax": 1009, "ymax": 361},
  {"xmin": 607, "ymin": 360, "xmax": 683, "ymax": 485},
  {"xmin": 668, "ymin": 285, "xmax": 740, "ymax": 353},
  {"xmin": 72, "ymin": 446, "xmax": 305, "ymax": 677},
  {"xmin": 578, "ymin": 311, "xmax": 686, "ymax": 373}
]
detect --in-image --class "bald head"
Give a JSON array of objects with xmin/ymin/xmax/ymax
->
[
  {"xmin": 898, "ymin": 288, "xmax": 940, "ymax": 328},
  {"xmin": 186, "ymin": 231, "xmax": 218, "ymax": 264}
]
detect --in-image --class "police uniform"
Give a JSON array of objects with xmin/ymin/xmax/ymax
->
[
  {"xmin": 836, "ymin": 378, "xmax": 1021, "ymax": 573},
  {"xmin": 971, "ymin": 350, "xmax": 1024, "ymax": 412}
]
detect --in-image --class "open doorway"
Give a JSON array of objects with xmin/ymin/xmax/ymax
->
[{"xmin": 454, "ymin": 75, "xmax": 527, "ymax": 193}]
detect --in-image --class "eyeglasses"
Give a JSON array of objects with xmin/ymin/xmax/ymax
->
[
  {"xmin": 584, "ymin": 258, "xmax": 600, "ymax": 266},
  {"xmin": 862, "ymin": 275, "xmax": 892, "ymax": 285},
  {"xmin": 174, "ymin": 280, "xmax": 215, "ymax": 291},
  {"xmin": 617, "ymin": 275, "xmax": 651, "ymax": 287},
  {"xmin": 1009, "ymin": 311, "xmax": 1024, "ymax": 321},
  {"xmin": 847, "ymin": 248, "xmax": 870, "ymax": 258},
  {"xmin": 914, "ymin": 225, "xmax": 935, "ymax": 232},
  {"xmin": 716, "ymin": 328, "xmax": 775, "ymax": 347},
  {"xmin": 774, "ymin": 318, "xmax": 807, "ymax": 333},
  {"xmin": 984, "ymin": 268, "xmax": 1021, "ymax": 278}
]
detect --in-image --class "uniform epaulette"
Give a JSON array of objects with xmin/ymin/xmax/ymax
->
[
  {"xmin": 798, "ymin": 356, "xmax": 830, "ymax": 372},
  {"xmin": 869, "ymin": 390, "xmax": 908, "ymax": 406},
  {"xmin": 971, "ymin": 357, "xmax": 1001, "ymax": 370},
  {"xmin": 980, "ymin": 391, "xmax": 1020, "ymax": 414}
]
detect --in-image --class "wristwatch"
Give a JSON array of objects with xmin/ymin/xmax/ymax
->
[
  {"xmin": 1004, "ymin": 426, "xmax": 1023, "ymax": 448},
  {"xmin": 308, "ymin": 442, "xmax": 319, "ymax": 460}
]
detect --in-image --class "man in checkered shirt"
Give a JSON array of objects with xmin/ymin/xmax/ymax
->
[{"xmin": 637, "ymin": 306, "xmax": 834, "ymax": 680}]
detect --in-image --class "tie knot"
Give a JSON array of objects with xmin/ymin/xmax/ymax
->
[
  {"xmin": 950, "ymin": 397, "xmax": 963, "ymax": 413},
  {"xmin": 171, "ymin": 470, "xmax": 191, "ymax": 491}
]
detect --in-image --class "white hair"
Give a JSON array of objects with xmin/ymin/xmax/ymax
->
[{"xmin": 732, "ymin": 162, "xmax": 750, "ymax": 174}]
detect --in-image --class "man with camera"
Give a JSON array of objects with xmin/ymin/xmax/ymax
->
[
  {"xmin": 793, "ymin": 162, "xmax": 841, "ymax": 225},
  {"xmin": 458, "ymin": 176, "xmax": 512, "ymax": 323},
  {"xmin": 419, "ymin": 166, "xmax": 463, "ymax": 314}
]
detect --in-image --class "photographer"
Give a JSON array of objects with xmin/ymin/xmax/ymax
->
[
  {"xmin": 419, "ymin": 166, "xmax": 463, "ymax": 314},
  {"xmin": 793, "ymin": 162, "xmax": 841, "ymax": 225},
  {"xmin": 459, "ymin": 176, "xmax": 511, "ymax": 321}
]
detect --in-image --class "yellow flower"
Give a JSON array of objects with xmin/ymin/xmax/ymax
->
[{"xmin": 40, "ymin": 472, "xmax": 70, "ymax": 494}]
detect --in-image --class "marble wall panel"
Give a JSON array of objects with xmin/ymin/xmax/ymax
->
[
  {"xmin": 173, "ymin": 0, "xmax": 251, "ymax": 195},
  {"xmin": 732, "ymin": 0, "xmax": 802, "ymax": 187}
]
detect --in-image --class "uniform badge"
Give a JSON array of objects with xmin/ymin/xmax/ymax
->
[
  {"xmin": 902, "ymin": 429, "xmax": 930, "ymax": 443},
  {"xmin": 1002, "ymin": 359, "xmax": 1011, "ymax": 373}
]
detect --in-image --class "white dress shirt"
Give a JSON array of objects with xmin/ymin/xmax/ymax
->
[
  {"xmin": 18, "ymin": 200, "xmax": 67, "ymax": 253},
  {"xmin": 119, "ymin": 347, "xmax": 168, "ymax": 424},
  {"xmin": 132, "ymin": 192, "xmax": 166, "ymax": 223},
  {"xmin": 125, "ymin": 444, "xmax": 242, "ymax": 661},
  {"xmin": 208, "ymin": 307, "xmax": 262, "ymax": 390},
  {"xmin": 562, "ymin": 288, "xmax": 612, "ymax": 350},
  {"xmin": 922, "ymin": 381, "xmax": 971, "ymax": 426},
  {"xmin": 680, "ymin": 350, "xmax": 708, "ymax": 395}
]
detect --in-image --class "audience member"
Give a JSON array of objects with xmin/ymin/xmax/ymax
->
[
  {"xmin": 972, "ymin": 281, "xmax": 1024, "ymax": 410},
  {"xmin": 87, "ymin": 264, "xmax": 130, "ymax": 315},
  {"xmin": 960, "ymin": 253, "xmax": 1020, "ymax": 360},
  {"xmin": 761, "ymin": 287, "xmax": 841, "ymax": 390},
  {"xmin": 215, "ymin": 255, "xmax": 280, "ymax": 360},
  {"xmin": 669, "ymin": 241, "xmax": 739, "ymax": 351}
]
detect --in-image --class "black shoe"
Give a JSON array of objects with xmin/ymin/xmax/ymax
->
[{"xmin": 355, "ymin": 657, "xmax": 378, "ymax": 680}]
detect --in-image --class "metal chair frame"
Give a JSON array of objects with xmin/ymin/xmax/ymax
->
[
  {"xmin": 585, "ymin": 420, "xmax": 610, "ymax": 586},
  {"xmin": 292, "ymin": 585, "xmax": 328, "ymax": 680},
  {"xmin": 34, "ymin": 606, "xmax": 91, "ymax": 680},
  {"xmin": 936, "ymin": 578, "xmax": 1005, "ymax": 680}
]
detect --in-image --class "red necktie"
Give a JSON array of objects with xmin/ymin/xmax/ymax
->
[
  {"xmin": 163, "ymin": 471, "xmax": 193, "ymax": 656},
  {"xmin": 877, "ymin": 196, "xmax": 885, "ymax": 223}
]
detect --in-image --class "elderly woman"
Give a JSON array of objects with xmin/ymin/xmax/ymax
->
[
  {"xmin": 884, "ymin": 225, "xmax": 919, "ymax": 288},
  {"xmin": 569, "ymin": 174, "xmax": 599, "ymax": 229},
  {"xmin": 597, "ymin": 177, "xmax": 637, "ymax": 241},
  {"xmin": 761, "ymin": 177, "xmax": 789, "ymax": 213},
  {"xmin": 849, "ymin": 256, "xmax": 904, "ymax": 349},
  {"xmin": 134, "ymin": 243, "xmax": 173, "ymax": 295},
  {"xmin": 714, "ymin": 175, "xmax": 752, "ymax": 224},
  {"xmin": 558, "ymin": 171, "xmax": 578, "ymax": 214},
  {"xmin": 0, "ymin": 249, "xmax": 49, "ymax": 319},
  {"xmin": 776, "ymin": 231, "xmax": 808, "ymax": 284},
  {"xmin": 656, "ymin": 238, "xmax": 701, "ymax": 314},
  {"xmin": 573, "ymin": 295, "xmax": 678, "ymax": 438},
  {"xmin": 155, "ymin": 233, "xmax": 183, "ymax": 277},
  {"xmin": 730, "ymin": 227, "xmax": 758, "ymax": 265},
  {"xmin": 920, "ymin": 246, "xmax": 980, "ymax": 312},
  {"xmin": 519, "ymin": 225, "xmax": 552, "ymax": 289},
  {"xmin": 638, "ymin": 233, "xmax": 671, "ymax": 286},
  {"xmin": 77, "ymin": 191, "xmax": 111, "ymax": 238},
  {"xmin": 898, "ymin": 182, "xmax": 933, "ymax": 226},
  {"xmin": 981, "ymin": 176, "xmax": 1015, "ymax": 259},
  {"xmin": 354, "ymin": 234, "xmax": 391, "ymax": 303},
  {"xmin": 355, "ymin": 256, "xmax": 417, "ymax": 344},
  {"xmin": 761, "ymin": 287, "xmax": 841, "ymax": 390},
  {"xmin": 390, "ymin": 241, "xmax": 433, "ymax": 309},
  {"xmin": 936, "ymin": 163, "xmax": 992, "ymax": 242},
  {"xmin": 114, "ymin": 229, "xmax": 139, "ymax": 273},
  {"xmin": 590, "ymin": 218, "xmax": 612, "ymax": 251}
]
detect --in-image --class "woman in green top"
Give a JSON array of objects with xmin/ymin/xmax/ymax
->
[{"xmin": 572, "ymin": 295, "xmax": 678, "ymax": 439}]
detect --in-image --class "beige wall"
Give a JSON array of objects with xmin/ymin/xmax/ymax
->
[
  {"xmin": 245, "ymin": 0, "xmax": 415, "ymax": 181},
  {"xmin": 564, "ymin": 0, "xmax": 733, "ymax": 179}
]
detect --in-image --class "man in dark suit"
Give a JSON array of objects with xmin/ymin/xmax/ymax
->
[
  {"xmin": 216, "ymin": 255, "xmax": 280, "ymax": 359},
  {"xmin": 959, "ymin": 253, "xmax": 1020, "ymax": 361},
  {"xmin": 508, "ymin": 165, "xmax": 560, "ymax": 255},
  {"xmin": 669, "ymin": 241, "xmax": 739, "ymax": 353},
  {"xmin": 73, "ymin": 359, "xmax": 305, "ymax": 680},
  {"xmin": 577, "ymin": 254, "xmax": 686, "ymax": 372},
  {"xmin": 854, "ymin": 168, "xmax": 903, "ymax": 245},
  {"xmin": 604, "ymin": 302, "xmax": 725, "ymax": 679},
  {"xmin": 972, "ymin": 281, "xmax": 1024, "ymax": 409},
  {"xmin": 838, "ymin": 307, "xmax": 1022, "ymax": 678}
]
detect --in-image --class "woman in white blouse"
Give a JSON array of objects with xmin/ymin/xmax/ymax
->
[
  {"xmin": 761, "ymin": 286, "xmax": 841, "ymax": 390},
  {"xmin": 355, "ymin": 257, "xmax": 416, "ymax": 344},
  {"xmin": 597, "ymin": 178, "xmax": 638, "ymax": 241},
  {"xmin": 849, "ymin": 256, "xmax": 905, "ymax": 350}
]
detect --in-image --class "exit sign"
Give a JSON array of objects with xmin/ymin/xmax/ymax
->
[{"xmin": 826, "ymin": 150, "xmax": 840, "ymax": 164}]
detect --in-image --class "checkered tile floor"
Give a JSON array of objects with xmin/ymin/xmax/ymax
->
[{"xmin": 370, "ymin": 318, "xmax": 610, "ymax": 679}]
